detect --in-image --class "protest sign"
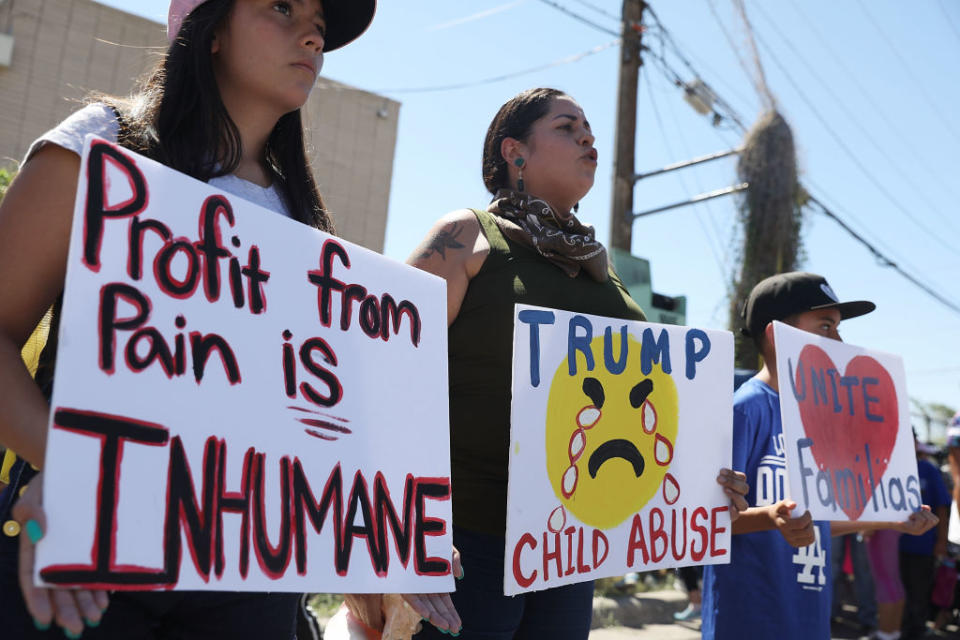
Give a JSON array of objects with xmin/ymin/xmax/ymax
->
[
  {"xmin": 774, "ymin": 321, "xmax": 918, "ymax": 522},
  {"xmin": 504, "ymin": 305, "xmax": 734, "ymax": 595},
  {"xmin": 35, "ymin": 136, "xmax": 453, "ymax": 593}
]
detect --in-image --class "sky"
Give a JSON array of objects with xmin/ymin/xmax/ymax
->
[{"xmin": 97, "ymin": 0, "xmax": 960, "ymax": 433}]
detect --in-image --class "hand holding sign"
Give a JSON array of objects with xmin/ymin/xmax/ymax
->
[
  {"xmin": 37, "ymin": 137, "xmax": 454, "ymax": 593},
  {"xmin": 506, "ymin": 306, "xmax": 735, "ymax": 595},
  {"xmin": 13, "ymin": 475, "xmax": 110, "ymax": 635},
  {"xmin": 768, "ymin": 500, "xmax": 816, "ymax": 548},
  {"xmin": 775, "ymin": 321, "xmax": 919, "ymax": 522}
]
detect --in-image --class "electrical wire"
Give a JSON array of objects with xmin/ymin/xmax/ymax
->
[
  {"xmin": 532, "ymin": 0, "xmax": 620, "ymax": 37},
  {"xmin": 730, "ymin": 0, "xmax": 774, "ymax": 108},
  {"xmin": 939, "ymin": 0, "xmax": 960, "ymax": 46},
  {"xmin": 567, "ymin": 0, "xmax": 621, "ymax": 23},
  {"xmin": 374, "ymin": 39, "xmax": 619, "ymax": 94},
  {"xmin": 642, "ymin": 72, "xmax": 729, "ymax": 282},
  {"xmin": 786, "ymin": 0, "xmax": 960, "ymax": 203},
  {"xmin": 800, "ymin": 179, "xmax": 936, "ymax": 285},
  {"xmin": 750, "ymin": 27, "xmax": 960, "ymax": 258},
  {"xmin": 806, "ymin": 194, "xmax": 960, "ymax": 315},
  {"xmin": 749, "ymin": 1, "xmax": 960, "ymax": 235},
  {"xmin": 642, "ymin": 38, "xmax": 746, "ymax": 132},
  {"xmin": 644, "ymin": 5, "xmax": 748, "ymax": 132},
  {"xmin": 637, "ymin": 7, "xmax": 960, "ymax": 315},
  {"xmin": 704, "ymin": 0, "xmax": 759, "ymax": 108},
  {"xmin": 645, "ymin": 21, "xmax": 755, "ymax": 118},
  {"xmin": 854, "ymin": 0, "xmax": 960, "ymax": 147}
]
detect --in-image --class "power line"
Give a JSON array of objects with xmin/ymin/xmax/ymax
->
[
  {"xmin": 641, "ymin": 34, "xmax": 746, "ymax": 132},
  {"xmin": 375, "ymin": 39, "xmax": 618, "ymax": 94},
  {"xmin": 642, "ymin": 71, "xmax": 729, "ymax": 281},
  {"xmin": 786, "ymin": 0, "xmax": 960, "ymax": 203},
  {"xmin": 644, "ymin": 5, "xmax": 747, "ymax": 132},
  {"xmin": 749, "ymin": 1, "xmax": 960, "ymax": 235},
  {"xmin": 636, "ymin": 6, "xmax": 960, "ymax": 314},
  {"xmin": 704, "ymin": 0, "xmax": 759, "ymax": 107},
  {"xmin": 806, "ymin": 194, "xmax": 960, "ymax": 316},
  {"xmin": 653, "ymin": 71, "xmax": 737, "ymax": 281},
  {"xmin": 567, "ymin": 0, "xmax": 620, "ymax": 22},
  {"xmin": 800, "ymin": 179, "xmax": 938, "ymax": 286},
  {"xmin": 643, "ymin": 16, "xmax": 753, "ymax": 123},
  {"xmin": 750, "ymin": 27, "xmax": 960, "ymax": 258},
  {"xmin": 533, "ymin": 0, "xmax": 620, "ymax": 37},
  {"xmin": 939, "ymin": 0, "xmax": 960, "ymax": 46},
  {"xmin": 730, "ymin": 0, "xmax": 774, "ymax": 108},
  {"xmin": 645, "ymin": 22, "xmax": 755, "ymax": 118},
  {"xmin": 854, "ymin": 0, "xmax": 960, "ymax": 147}
]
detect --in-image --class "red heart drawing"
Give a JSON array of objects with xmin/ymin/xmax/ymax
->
[{"xmin": 788, "ymin": 344, "xmax": 898, "ymax": 520}]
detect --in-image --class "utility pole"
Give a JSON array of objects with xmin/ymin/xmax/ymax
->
[{"xmin": 610, "ymin": 0, "xmax": 645, "ymax": 251}]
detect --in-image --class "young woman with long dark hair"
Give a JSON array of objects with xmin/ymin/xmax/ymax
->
[{"xmin": 0, "ymin": 1, "xmax": 374, "ymax": 637}]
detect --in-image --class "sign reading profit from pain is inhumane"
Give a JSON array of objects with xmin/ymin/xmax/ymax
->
[{"xmin": 36, "ymin": 136, "xmax": 454, "ymax": 593}]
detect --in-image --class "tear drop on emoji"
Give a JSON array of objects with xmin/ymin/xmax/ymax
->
[{"xmin": 545, "ymin": 333, "xmax": 679, "ymax": 529}]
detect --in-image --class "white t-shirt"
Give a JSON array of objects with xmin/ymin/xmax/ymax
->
[{"xmin": 24, "ymin": 103, "xmax": 293, "ymax": 218}]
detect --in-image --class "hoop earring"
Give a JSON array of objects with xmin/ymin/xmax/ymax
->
[{"xmin": 514, "ymin": 157, "xmax": 525, "ymax": 192}]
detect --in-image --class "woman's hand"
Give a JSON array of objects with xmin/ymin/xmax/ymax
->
[
  {"xmin": 13, "ymin": 474, "xmax": 109, "ymax": 635},
  {"xmin": 400, "ymin": 546, "xmax": 463, "ymax": 634},
  {"xmin": 716, "ymin": 468, "xmax": 749, "ymax": 522}
]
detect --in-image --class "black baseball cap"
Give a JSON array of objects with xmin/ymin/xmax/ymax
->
[{"xmin": 740, "ymin": 271, "xmax": 876, "ymax": 337}]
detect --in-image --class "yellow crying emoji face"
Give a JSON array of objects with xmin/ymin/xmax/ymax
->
[{"xmin": 545, "ymin": 333, "xmax": 679, "ymax": 529}]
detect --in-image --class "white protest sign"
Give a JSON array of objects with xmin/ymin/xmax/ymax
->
[
  {"xmin": 36, "ymin": 136, "xmax": 453, "ymax": 593},
  {"xmin": 774, "ymin": 321, "xmax": 919, "ymax": 522},
  {"xmin": 504, "ymin": 305, "xmax": 733, "ymax": 595}
]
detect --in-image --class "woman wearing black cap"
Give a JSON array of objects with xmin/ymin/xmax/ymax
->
[{"xmin": 0, "ymin": 1, "xmax": 374, "ymax": 637}]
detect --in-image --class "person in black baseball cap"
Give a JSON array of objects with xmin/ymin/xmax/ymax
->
[
  {"xmin": 701, "ymin": 272, "xmax": 939, "ymax": 640},
  {"xmin": 740, "ymin": 271, "xmax": 875, "ymax": 341}
]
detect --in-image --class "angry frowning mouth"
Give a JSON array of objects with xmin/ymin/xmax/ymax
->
[{"xmin": 588, "ymin": 439, "xmax": 644, "ymax": 479}]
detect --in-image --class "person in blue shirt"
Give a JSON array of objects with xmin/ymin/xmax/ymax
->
[
  {"xmin": 899, "ymin": 431, "xmax": 950, "ymax": 639},
  {"xmin": 702, "ymin": 272, "xmax": 940, "ymax": 640}
]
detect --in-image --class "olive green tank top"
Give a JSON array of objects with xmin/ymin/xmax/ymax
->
[{"xmin": 448, "ymin": 209, "xmax": 646, "ymax": 535}]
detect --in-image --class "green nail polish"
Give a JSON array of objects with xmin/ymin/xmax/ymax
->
[
  {"xmin": 85, "ymin": 617, "xmax": 101, "ymax": 628},
  {"xmin": 63, "ymin": 629, "xmax": 82, "ymax": 639},
  {"xmin": 456, "ymin": 567, "xmax": 465, "ymax": 580},
  {"xmin": 25, "ymin": 520, "xmax": 43, "ymax": 544},
  {"xmin": 32, "ymin": 618, "xmax": 51, "ymax": 631}
]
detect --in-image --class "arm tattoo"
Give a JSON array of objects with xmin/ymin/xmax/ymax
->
[{"xmin": 418, "ymin": 223, "xmax": 465, "ymax": 260}]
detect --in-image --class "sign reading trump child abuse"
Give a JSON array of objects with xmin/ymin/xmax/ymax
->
[
  {"xmin": 505, "ymin": 306, "xmax": 734, "ymax": 595},
  {"xmin": 774, "ymin": 321, "xmax": 919, "ymax": 522},
  {"xmin": 36, "ymin": 136, "xmax": 453, "ymax": 593}
]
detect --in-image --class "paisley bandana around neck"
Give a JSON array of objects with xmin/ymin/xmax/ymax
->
[{"xmin": 487, "ymin": 189, "xmax": 609, "ymax": 282}]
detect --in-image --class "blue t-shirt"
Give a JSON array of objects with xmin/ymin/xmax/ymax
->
[
  {"xmin": 702, "ymin": 377, "xmax": 833, "ymax": 640},
  {"xmin": 899, "ymin": 458, "xmax": 950, "ymax": 555}
]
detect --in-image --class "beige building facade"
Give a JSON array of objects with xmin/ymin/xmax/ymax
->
[{"xmin": 0, "ymin": 0, "xmax": 398, "ymax": 251}]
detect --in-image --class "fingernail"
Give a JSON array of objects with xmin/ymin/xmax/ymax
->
[
  {"xmin": 85, "ymin": 617, "xmax": 101, "ymax": 628},
  {"xmin": 63, "ymin": 629, "xmax": 83, "ymax": 639},
  {"xmin": 25, "ymin": 520, "xmax": 44, "ymax": 544},
  {"xmin": 32, "ymin": 618, "xmax": 51, "ymax": 631},
  {"xmin": 456, "ymin": 568, "xmax": 465, "ymax": 580}
]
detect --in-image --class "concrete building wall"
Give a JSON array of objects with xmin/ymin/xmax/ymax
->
[{"xmin": 0, "ymin": 0, "xmax": 397, "ymax": 251}]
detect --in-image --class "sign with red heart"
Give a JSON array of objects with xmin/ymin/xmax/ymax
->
[{"xmin": 774, "ymin": 322, "xmax": 919, "ymax": 522}]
